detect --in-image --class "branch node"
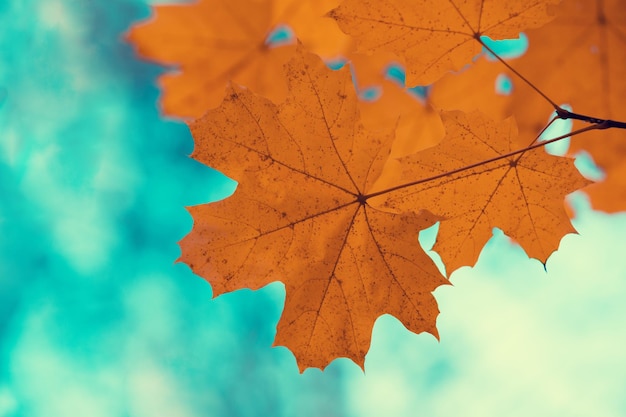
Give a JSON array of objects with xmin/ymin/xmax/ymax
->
[{"xmin": 556, "ymin": 107, "xmax": 571, "ymax": 120}]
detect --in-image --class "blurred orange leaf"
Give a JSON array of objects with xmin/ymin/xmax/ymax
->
[
  {"xmin": 507, "ymin": 0, "xmax": 626, "ymax": 212},
  {"xmin": 329, "ymin": 0, "xmax": 560, "ymax": 86},
  {"xmin": 128, "ymin": 0, "xmax": 297, "ymax": 119},
  {"xmin": 273, "ymin": 0, "xmax": 351, "ymax": 57}
]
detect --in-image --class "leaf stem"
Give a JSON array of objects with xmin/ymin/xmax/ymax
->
[
  {"xmin": 477, "ymin": 36, "xmax": 561, "ymax": 110},
  {"xmin": 513, "ymin": 115, "xmax": 558, "ymax": 164},
  {"xmin": 364, "ymin": 123, "xmax": 601, "ymax": 201},
  {"xmin": 477, "ymin": 38, "xmax": 626, "ymax": 130}
]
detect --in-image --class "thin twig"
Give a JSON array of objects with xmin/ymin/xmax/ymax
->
[
  {"xmin": 364, "ymin": 123, "xmax": 601, "ymax": 201},
  {"xmin": 556, "ymin": 108, "xmax": 626, "ymax": 129},
  {"xmin": 477, "ymin": 36, "xmax": 561, "ymax": 110},
  {"xmin": 478, "ymin": 37, "xmax": 626, "ymax": 131}
]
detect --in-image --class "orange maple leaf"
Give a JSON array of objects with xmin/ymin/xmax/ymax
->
[
  {"xmin": 329, "ymin": 0, "xmax": 560, "ymax": 86},
  {"xmin": 350, "ymin": 52, "xmax": 444, "ymax": 157},
  {"xmin": 126, "ymin": 0, "xmax": 357, "ymax": 119},
  {"xmin": 127, "ymin": 0, "xmax": 296, "ymax": 119},
  {"xmin": 179, "ymin": 49, "xmax": 449, "ymax": 370},
  {"xmin": 506, "ymin": 0, "xmax": 626, "ymax": 212},
  {"xmin": 273, "ymin": 0, "xmax": 351, "ymax": 57},
  {"xmin": 376, "ymin": 111, "xmax": 592, "ymax": 273},
  {"xmin": 347, "ymin": 52, "xmax": 445, "ymax": 192},
  {"xmin": 429, "ymin": 55, "xmax": 512, "ymax": 121}
]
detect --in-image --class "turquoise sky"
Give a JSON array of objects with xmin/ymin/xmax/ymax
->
[{"xmin": 1, "ymin": 1, "xmax": 625, "ymax": 416}]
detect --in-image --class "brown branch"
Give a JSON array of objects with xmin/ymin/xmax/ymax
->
[{"xmin": 556, "ymin": 108, "xmax": 626, "ymax": 129}]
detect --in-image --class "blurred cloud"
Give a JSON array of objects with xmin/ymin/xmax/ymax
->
[
  {"xmin": 0, "ymin": 1, "xmax": 349, "ymax": 416},
  {"xmin": 0, "ymin": 387, "xmax": 17, "ymax": 416}
]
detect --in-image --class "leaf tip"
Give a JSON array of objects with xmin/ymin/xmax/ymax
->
[{"xmin": 429, "ymin": 326, "xmax": 441, "ymax": 342}]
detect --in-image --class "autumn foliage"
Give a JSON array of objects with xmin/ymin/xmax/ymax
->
[{"xmin": 127, "ymin": 0, "xmax": 626, "ymax": 370}]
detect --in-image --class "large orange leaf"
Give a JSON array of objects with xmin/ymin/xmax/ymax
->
[
  {"xmin": 180, "ymin": 49, "xmax": 448, "ymax": 370},
  {"xmin": 377, "ymin": 111, "xmax": 591, "ymax": 273},
  {"xmin": 507, "ymin": 0, "xmax": 626, "ymax": 212},
  {"xmin": 329, "ymin": 0, "xmax": 560, "ymax": 86}
]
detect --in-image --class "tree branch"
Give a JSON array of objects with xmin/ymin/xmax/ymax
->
[
  {"xmin": 556, "ymin": 108, "xmax": 626, "ymax": 129},
  {"xmin": 364, "ymin": 123, "xmax": 601, "ymax": 201}
]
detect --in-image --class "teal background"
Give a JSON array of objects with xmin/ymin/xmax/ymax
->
[{"xmin": 1, "ymin": 1, "xmax": 625, "ymax": 416}]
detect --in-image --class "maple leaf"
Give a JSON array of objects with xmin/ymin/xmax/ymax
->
[
  {"xmin": 273, "ymin": 0, "xmax": 352, "ymax": 57},
  {"xmin": 127, "ymin": 0, "xmax": 296, "ymax": 119},
  {"xmin": 376, "ymin": 111, "xmax": 592, "ymax": 273},
  {"xmin": 329, "ymin": 0, "xmax": 560, "ymax": 86},
  {"xmin": 505, "ymin": 0, "xmax": 626, "ymax": 212},
  {"xmin": 179, "ymin": 49, "xmax": 449, "ymax": 370},
  {"xmin": 348, "ymin": 52, "xmax": 445, "ymax": 192},
  {"xmin": 126, "ymin": 0, "xmax": 356, "ymax": 119},
  {"xmin": 350, "ymin": 52, "xmax": 444, "ymax": 157},
  {"xmin": 128, "ymin": 0, "xmax": 626, "ymax": 373},
  {"xmin": 584, "ymin": 162, "xmax": 626, "ymax": 213},
  {"xmin": 429, "ymin": 55, "xmax": 512, "ymax": 121}
]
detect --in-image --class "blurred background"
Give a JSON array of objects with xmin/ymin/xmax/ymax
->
[{"xmin": 1, "ymin": 1, "xmax": 625, "ymax": 416}]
